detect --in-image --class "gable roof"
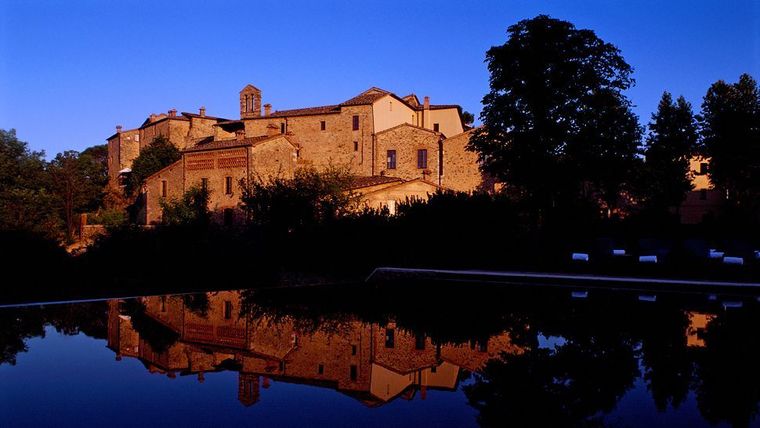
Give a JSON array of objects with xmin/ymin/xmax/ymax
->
[
  {"xmin": 348, "ymin": 175, "xmax": 404, "ymax": 190},
  {"xmin": 374, "ymin": 122, "xmax": 443, "ymax": 137},
  {"xmin": 180, "ymin": 112, "xmax": 231, "ymax": 121},
  {"xmin": 360, "ymin": 178, "xmax": 447, "ymax": 196},
  {"xmin": 340, "ymin": 87, "xmax": 391, "ymax": 106},
  {"xmin": 240, "ymin": 84, "xmax": 261, "ymax": 93}
]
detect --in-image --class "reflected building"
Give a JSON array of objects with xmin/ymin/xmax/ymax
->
[
  {"xmin": 686, "ymin": 311, "xmax": 715, "ymax": 348},
  {"xmin": 106, "ymin": 291, "xmax": 522, "ymax": 407}
]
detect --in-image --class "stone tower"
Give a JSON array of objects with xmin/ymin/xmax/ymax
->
[{"xmin": 240, "ymin": 84, "xmax": 262, "ymax": 119}]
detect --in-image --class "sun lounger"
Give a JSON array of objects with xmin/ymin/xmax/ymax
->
[
  {"xmin": 723, "ymin": 256, "xmax": 744, "ymax": 265},
  {"xmin": 572, "ymin": 253, "xmax": 589, "ymax": 262},
  {"xmin": 639, "ymin": 255, "xmax": 658, "ymax": 263}
]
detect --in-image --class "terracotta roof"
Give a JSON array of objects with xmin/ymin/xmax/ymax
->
[
  {"xmin": 267, "ymin": 105, "xmax": 341, "ymax": 118},
  {"xmin": 180, "ymin": 112, "xmax": 231, "ymax": 121},
  {"xmin": 139, "ymin": 115, "xmax": 189, "ymax": 129},
  {"xmin": 413, "ymin": 104, "xmax": 461, "ymax": 111},
  {"xmin": 348, "ymin": 175, "xmax": 404, "ymax": 190},
  {"xmin": 340, "ymin": 87, "xmax": 391, "ymax": 106},
  {"xmin": 183, "ymin": 134, "xmax": 298, "ymax": 153},
  {"xmin": 183, "ymin": 136, "xmax": 269, "ymax": 152},
  {"xmin": 374, "ymin": 122, "xmax": 443, "ymax": 137}
]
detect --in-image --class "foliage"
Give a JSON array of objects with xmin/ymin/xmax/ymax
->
[
  {"xmin": 0, "ymin": 129, "xmax": 58, "ymax": 236},
  {"xmin": 126, "ymin": 135, "xmax": 181, "ymax": 196},
  {"xmin": 87, "ymin": 208, "xmax": 127, "ymax": 228},
  {"xmin": 640, "ymin": 92, "xmax": 699, "ymax": 212},
  {"xmin": 461, "ymin": 110, "xmax": 475, "ymax": 126},
  {"xmin": 700, "ymin": 74, "xmax": 760, "ymax": 213},
  {"xmin": 240, "ymin": 165, "xmax": 358, "ymax": 234},
  {"xmin": 469, "ymin": 15, "xmax": 640, "ymax": 218},
  {"xmin": 48, "ymin": 148, "xmax": 109, "ymax": 242},
  {"xmin": 159, "ymin": 185, "xmax": 211, "ymax": 227}
]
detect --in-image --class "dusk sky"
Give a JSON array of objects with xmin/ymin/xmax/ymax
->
[{"xmin": 1, "ymin": 0, "xmax": 758, "ymax": 156}]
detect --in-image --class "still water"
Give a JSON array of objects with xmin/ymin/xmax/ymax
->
[{"xmin": 1, "ymin": 282, "xmax": 758, "ymax": 427}]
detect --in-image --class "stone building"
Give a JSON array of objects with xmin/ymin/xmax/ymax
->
[{"xmin": 107, "ymin": 85, "xmax": 485, "ymax": 224}]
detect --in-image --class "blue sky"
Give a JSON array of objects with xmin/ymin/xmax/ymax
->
[{"xmin": 0, "ymin": 0, "xmax": 757, "ymax": 156}]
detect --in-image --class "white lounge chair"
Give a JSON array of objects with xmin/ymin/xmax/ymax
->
[
  {"xmin": 639, "ymin": 255, "xmax": 657, "ymax": 264},
  {"xmin": 723, "ymin": 256, "xmax": 744, "ymax": 265},
  {"xmin": 571, "ymin": 253, "xmax": 590, "ymax": 262}
]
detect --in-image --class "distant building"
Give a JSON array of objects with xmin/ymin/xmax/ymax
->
[
  {"xmin": 107, "ymin": 85, "xmax": 486, "ymax": 224},
  {"xmin": 680, "ymin": 156, "xmax": 723, "ymax": 224}
]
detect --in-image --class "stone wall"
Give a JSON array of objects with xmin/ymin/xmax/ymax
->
[
  {"xmin": 441, "ymin": 129, "xmax": 484, "ymax": 192},
  {"xmin": 144, "ymin": 160, "xmax": 184, "ymax": 224},
  {"xmin": 374, "ymin": 124, "xmax": 441, "ymax": 182}
]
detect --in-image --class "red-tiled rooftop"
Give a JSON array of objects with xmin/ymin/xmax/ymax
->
[
  {"xmin": 183, "ymin": 136, "xmax": 270, "ymax": 152},
  {"xmin": 268, "ymin": 105, "xmax": 341, "ymax": 118},
  {"xmin": 348, "ymin": 175, "xmax": 404, "ymax": 190}
]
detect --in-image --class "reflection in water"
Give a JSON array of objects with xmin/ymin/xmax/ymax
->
[
  {"xmin": 108, "ymin": 291, "xmax": 522, "ymax": 407},
  {"xmin": 2, "ymin": 285, "xmax": 760, "ymax": 427}
]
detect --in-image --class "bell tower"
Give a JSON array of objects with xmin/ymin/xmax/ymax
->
[{"xmin": 240, "ymin": 84, "xmax": 262, "ymax": 119}]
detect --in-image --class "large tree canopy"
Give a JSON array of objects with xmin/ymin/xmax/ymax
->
[
  {"xmin": 700, "ymin": 74, "xmax": 760, "ymax": 210},
  {"xmin": 641, "ymin": 92, "xmax": 699, "ymax": 212},
  {"xmin": 0, "ymin": 129, "xmax": 58, "ymax": 235},
  {"xmin": 469, "ymin": 15, "xmax": 640, "ymax": 216},
  {"xmin": 126, "ymin": 135, "xmax": 181, "ymax": 196}
]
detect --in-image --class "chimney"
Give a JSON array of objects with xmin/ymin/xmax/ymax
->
[
  {"xmin": 199, "ymin": 106, "xmax": 206, "ymax": 117},
  {"xmin": 423, "ymin": 96, "xmax": 431, "ymax": 129},
  {"xmin": 266, "ymin": 123, "xmax": 279, "ymax": 137},
  {"xmin": 168, "ymin": 109, "xmax": 177, "ymax": 118},
  {"xmin": 264, "ymin": 103, "xmax": 271, "ymax": 117},
  {"xmin": 235, "ymin": 129, "xmax": 246, "ymax": 141},
  {"xmin": 116, "ymin": 125, "xmax": 123, "ymax": 133}
]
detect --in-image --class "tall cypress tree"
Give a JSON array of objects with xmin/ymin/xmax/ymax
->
[{"xmin": 642, "ymin": 92, "xmax": 698, "ymax": 212}]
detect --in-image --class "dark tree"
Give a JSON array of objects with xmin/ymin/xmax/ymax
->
[
  {"xmin": 48, "ymin": 148, "xmax": 109, "ymax": 242},
  {"xmin": 239, "ymin": 166, "xmax": 357, "ymax": 234},
  {"xmin": 641, "ymin": 92, "xmax": 699, "ymax": 213},
  {"xmin": 126, "ymin": 135, "xmax": 181, "ymax": 196},
  {"xmin": 461, "ymin": 110, "xmax": 475, "ymax": 127},
  {"xmin": 469, "ymin": 15, "xmax": 639, "ymax": 219},
  {"xmin": 0, "ymin": 129, "xmax": 58, "ymax": 235},
  {"xmin": 700, "ymin": 74, "xmax": 760, "ymax": 213},
  {"xmin": 159, "ymin": 185, "xmax": 211, "ymax": 227}
]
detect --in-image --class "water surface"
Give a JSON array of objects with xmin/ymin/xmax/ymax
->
[{"xmin": 1, "ymin": 283, "xmax": 758, "ymax": 427}]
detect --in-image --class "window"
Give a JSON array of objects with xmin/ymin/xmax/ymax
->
[
  {"xmin": 350, "ymin": 365, "xmax": 357, "ymax": 381},
  {"xmin": 431, "ymin": 366, "xmax": 437, "ymax": 373},
  {"xmin": 201, "ymin": 178, "xmax": 208, "ymax": 190},
  {"xmin": 224, "ymin": 208, "xmax": 234, "ymax": 226},
  {"xmin": 385, "ymin": 329, "xmax": 395, "ymax": 348},
  {"xmin": 352, "ymin": 115, "xmax": 360, "ymax": 131},
  {"xmin": 280, "ymin": 123, "xmax": 285, "ymax": 134},
  {"xmin": 353, "ymin": 141, "xmax": 359, "ymax": 152},
  {"xmin": 700, "ymin": 162, "xmax": 708, "ymax": 175},
  {"xmin": 386, "ymin": 150, "xmax": 396, "ymax": 169},
  {"xmin": 351, "ymin": 345, "xmax": 357, "ymax": 356},
  {"xmin": 700, "ymin": 189, "xmax": 708, "ymax": 200},
  {"xmin": 318, "ymin": 364, "xmax": 324, "ymax": 375},
  {"xmin": 415, "ymin": 333, "xmax": 426, "ymax": 350},
  {"xmin": 417, "ymin": 149, "xmax": 428, "ymax": 169},
  {"xmin": 161, "ymin": 180, "xmax": 167, "ymax": 197},
  {"xmin": 224, "ymin": 301, "xmax": 233, "ymax": 319},
  {"xmin": 225, "ymin": 176, "xmax": 233, "ymax": 195},
  {"xmin": 433, "ymin": 123, "xmax": 440, "ymax": 132},
  {"xmin": 320, "ymin": 121, "xmax": 326, "ymax": 131}
]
